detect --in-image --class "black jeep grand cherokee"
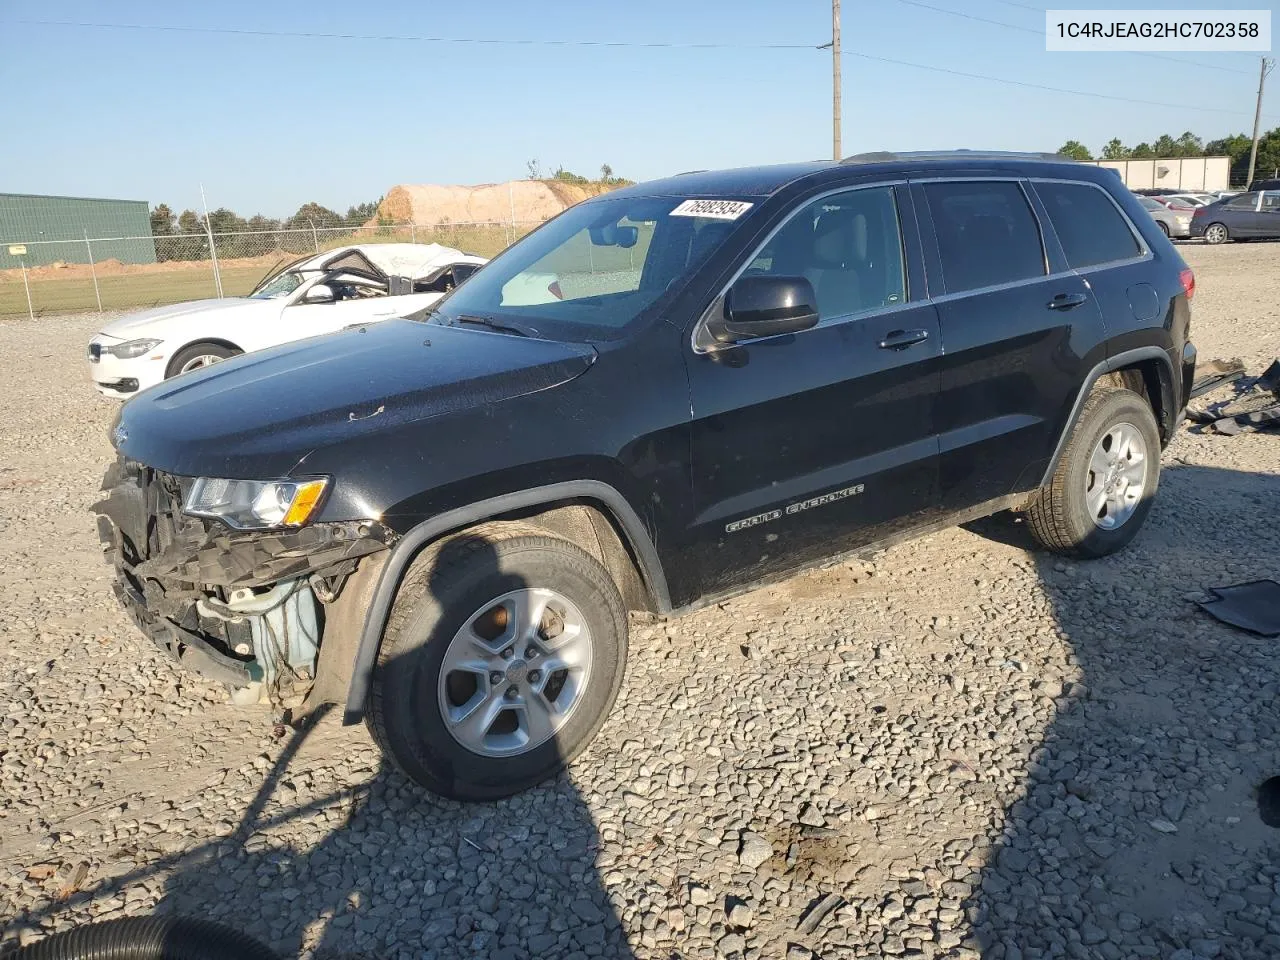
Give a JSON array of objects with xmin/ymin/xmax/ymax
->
[{"xmin": 96, "ymin": 152, "xmax": 1196, "ymax": 800}]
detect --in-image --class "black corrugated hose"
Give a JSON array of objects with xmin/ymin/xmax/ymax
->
[{"xmin": 12, "ymin": 917, "xmax": 279, "ymax": 960}]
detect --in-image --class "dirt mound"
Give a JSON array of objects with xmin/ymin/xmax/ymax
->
[{"xmin": 378, "ymin": 180, "xmax": 620, "ymax": 226}]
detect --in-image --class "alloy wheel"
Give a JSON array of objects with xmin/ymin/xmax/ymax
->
[
  {"xmin": 1085, "ymin": 422, "xmax": 1147, "ymax": 530},
  {"xmin": 437, "ymin": 588, "xmax": 593, "ymax": 757},
  {"xmin": 179, "ymin": 354, "xmax": 226, "ymax": 373}
]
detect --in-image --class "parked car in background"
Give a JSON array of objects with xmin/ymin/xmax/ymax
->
[
  {"xmin": 1138, "ymin": 196, "xmax": 1193, "ymax": 238},
  {"xmin": 86, "ymin": 243, "xmax": 487, "ymax": 397},
  {"xmin": 1163, "ymin": 193, "xmax": 1218, "ymax": 208},
  {"xmin": 1247, "ymin": 177, "xmax": 1280, "ymax": 192},
  {"xmin": 1147, "ymin": 196, "xmax": 1198, "ymax": 212},
  {"xmin": 1190, "ymin": 191, "xmax": 1280, "ymax": 243},
  {"xmin": 1133, "ymin": 188, "xmax": 1184, "ymax": 198},
  {"xmin": 95, "ymin": 151, "xmax": 1196, "ymax": 800}
]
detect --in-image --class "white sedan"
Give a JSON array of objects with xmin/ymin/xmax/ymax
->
[{"xmin": 87, "ymin": 243, "xmax": 486, "ymax": 398}]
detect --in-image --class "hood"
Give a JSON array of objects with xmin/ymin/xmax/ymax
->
[
  {"xmin": 111, "ymin": 320, "xmax": 597, "ymax": 478},
  {"xmin": 99, "ymin": 297, "xmax": 272, "ymax": 339}
]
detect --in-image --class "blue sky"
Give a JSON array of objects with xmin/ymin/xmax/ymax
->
[{"xmin": 0, "ymin": 0, "xmax": 1275, "ymax": 216}]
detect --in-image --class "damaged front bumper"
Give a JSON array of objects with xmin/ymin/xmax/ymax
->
[{"xmin": 93, "ymin": 457, "xmax": 395, "ymax": 705}]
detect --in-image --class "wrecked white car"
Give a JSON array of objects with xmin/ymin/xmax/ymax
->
[{"xmin": 86, "ymin": 243, "xmax": 487, "ymax": 397}]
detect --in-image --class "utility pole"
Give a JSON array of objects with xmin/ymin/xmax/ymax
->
[
  {"xmin": 1246, "ymin": 56, "xmax": 1275, "ymax": 189},
  {"xmin": 832, "ymin": 0, "xmax": 842, "ymax": 160}
]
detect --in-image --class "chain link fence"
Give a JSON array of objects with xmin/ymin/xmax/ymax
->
[{"xmin": 0, "ymin": 220, "xmax": 546, "ymax": 319}]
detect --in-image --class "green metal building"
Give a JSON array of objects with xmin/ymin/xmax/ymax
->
[{"xmin": 0, "ymin": 192, "xmax": 155, "ymax": 269}]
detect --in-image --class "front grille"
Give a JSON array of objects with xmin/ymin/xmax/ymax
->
[{"xmin": 88, "ymin": 342, "xmax": 101, "ymax": 362}]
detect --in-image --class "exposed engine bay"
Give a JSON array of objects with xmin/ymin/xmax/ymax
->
[{"xmin": 93, "ymin": 457, "xmax": 394, "ymax": 708}]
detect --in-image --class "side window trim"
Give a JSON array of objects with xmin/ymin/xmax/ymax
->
[
  {"xmin": 1028, "ymin": 177, "xmax": 1152, "ymax": 273},
  {"xmin": 690, "ymin": 180, "xmax": 916, "ymax": 354},
  {"xmin": 912, "ymin": 176, "xmax": 1052, "ymax": 300}
]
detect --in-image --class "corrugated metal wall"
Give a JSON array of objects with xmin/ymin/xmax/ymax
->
[{"xmin": 0, "ymin": 193, "xmax": 156, "ymax": 268}]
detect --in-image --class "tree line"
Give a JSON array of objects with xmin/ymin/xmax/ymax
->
[
  {"xmin": 1056, "ymin": 127, "xmax": 1280, "ymax": 185},
  {"xmin": 148, "ymin": 199, "xmax": 382, "ymax": 261},
  {"xmin": 524, "ymin": 161, "xmax": 633, "ymax": 186}
]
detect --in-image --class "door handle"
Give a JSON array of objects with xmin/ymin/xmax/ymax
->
[
  {"xmin": 878, "ymin": 328, "xmax": 930, "ymax": 350},
  {"xmin": 1047, "ymin": 292, "xmax": 1088, "ymax": 310}
]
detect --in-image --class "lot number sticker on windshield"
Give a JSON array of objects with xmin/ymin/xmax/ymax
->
[{"xmin": 670, "ymin": 199, "xmax": 754, "ymax": 220}]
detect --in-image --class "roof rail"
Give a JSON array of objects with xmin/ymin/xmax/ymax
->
[
  {"xmin": 840, "ymin": 149, "xmax": 1073, "ymax": 165},
  {"xmin": 672, "ymin": 169, "xmax": 710, "ymax": 176}
]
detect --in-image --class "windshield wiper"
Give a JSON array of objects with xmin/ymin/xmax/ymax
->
[{"xmin": 451, "ymin": 315, "xmax": 537, "ymax": 338}]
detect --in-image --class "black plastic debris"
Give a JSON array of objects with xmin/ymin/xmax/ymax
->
[
  {"xmin": 1196, "ymin": 580, "xmax": 1280, "ymax": 637},
  {"xmin": 1185, "ymin": 358, "xmax": 1280, "ymax": 435},
  {"xmin": 1189, "ymin": 357, "xmax": 1246, "ymax": 399}
]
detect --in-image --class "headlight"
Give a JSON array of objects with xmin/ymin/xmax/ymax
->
[
  {"xmin": 184, "ymin": 477, "xmax": 329, "ymax": 529},
  {"xmin": 102, "ymin": 338, "xmax": 163, "ymax": 359}
]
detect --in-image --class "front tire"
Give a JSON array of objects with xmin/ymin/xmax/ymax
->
[
  {"xmin": 367, "ymin": 523, "xmax": 628, "ymax": 800},
  {"xmin": 1203, "ymin": 222, "xmax": 1230, "ymax": 244},
  {"xmin": 166, "ymin": 341, "xmax": 240, "ymax": 378},
  {"xmin": 1025, "ymin": 387, "xmax": 1161, "ymax": 558},
  {"xmin": 1157, "ymin": 220, "xmax": 1170, "ymax": 237}
]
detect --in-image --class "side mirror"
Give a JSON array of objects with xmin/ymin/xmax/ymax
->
[
  {"xmin": 302, "ymin": 283, "xmax": 335, "ymax": 304},
  {"xmin": 711, "ymin": 275, "xmax": 820, "ymax": 343}
]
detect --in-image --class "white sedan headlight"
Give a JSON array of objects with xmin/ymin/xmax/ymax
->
[
  {"xmin": 184, "ymin": 477, "xmax": 329, "ymax": 529},
  {"xmin": 102, "ymin": 338, "xmax": 163, "ymax": 359}
]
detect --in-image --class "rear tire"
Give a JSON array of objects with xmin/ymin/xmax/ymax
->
[
  {"xmin": 166, "ymin": 341, "xmax": 240, "ymax": 378},
  {"xmin": 366, "ymin": 523, "xmax": 628, "ymax": 800},
  {"xmin": 1203, "ymin": 222, "xmax": 1230, "ymax": 244},
  {"xmin": 1024, "ymin": 387, "xmax": 1161, "ymax": 559},
  {"xmin": 1157, "ymin": 221, "xmax": 1170, "ymax": 237}
]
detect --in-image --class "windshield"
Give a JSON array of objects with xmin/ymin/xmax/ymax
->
[
  {"xmin": 250, "ymin": 269, "xmax": 308, "ymax": 299},
  {"xmin": 426, "ymin": 195, "xmax": 749, "ymax": 339}
]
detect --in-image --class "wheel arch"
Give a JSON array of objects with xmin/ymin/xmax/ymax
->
[
  {"xmin": 164, "ymin": 337, "xmax": 244, "ymax": 378},
  {"xmin": 1038, "ymin": 346, "xmax": 1178, "ymax": 489},
  {"xmin": 339, "ymin": 480, "xmax": 671, "ymax": 724}
]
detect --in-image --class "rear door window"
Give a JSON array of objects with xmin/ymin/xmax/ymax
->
[
  {"xmin": 1034, "ymin": 181, "xmax": 1142, "ymax": 268},
  {"xmin": 922, "ymin": 181, "xmax": 1045, "ymax": 294},
  {"xmin": 1225, "ymin": 193, "xmax": 1260, "ymax": 210}
]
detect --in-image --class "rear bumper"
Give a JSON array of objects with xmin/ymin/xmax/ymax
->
[{"xmin": 1180, "ymin": 341, "xmax": 1198, "ymax": 414}]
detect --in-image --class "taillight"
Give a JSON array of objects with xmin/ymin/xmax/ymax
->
[
  {"xmin": 548, "ymin": 281, "xmax": 564, "ymax": 300},
  {"xmin": 1192, "ymin": 206, "xmax": 1207, "ymax": 217},
  {"xmin": 1179, "ymin": 268, "xmax": 1195, "ymax": 300}
]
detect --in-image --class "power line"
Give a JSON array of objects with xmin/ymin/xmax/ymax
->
[
  {"xmin": 897, "ymin": 0, "xmax": 1038, "ymax": 35},
  {"xmin": 8, "ymin": 18, "xmax": 818, "ymax": 49},
  {"xmin": 895, "ymin": 0, "xmax": 1254, "ymax": 75},
  {"xmin": 10, "ymin": 15, "xmax": 1274, "ymax": 123},
  {"xmin": 844, "ymin": 49, "xmax": 1276, "ymax": 120}
]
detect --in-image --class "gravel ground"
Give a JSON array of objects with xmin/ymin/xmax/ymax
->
[{"xmin": 1, "ymin": 243, "xmax": 1278, "ymax": 959}]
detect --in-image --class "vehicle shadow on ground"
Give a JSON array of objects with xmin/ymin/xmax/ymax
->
[
  {"xmin": 963, "ymin": 462, "xmax": 1280, "ymax": 958},
  {"xmin": 13, "ymin": 537, "xmax": 634, "ymax": 960},
  {"xmin": 159, "ymin": 533, "xmax": 634, "ymax": 960}
]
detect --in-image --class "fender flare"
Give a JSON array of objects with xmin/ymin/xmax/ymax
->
[
  {"xmin": 342, "ymin": 480, "xmax": 671, "ymax": 723},
  {"xmin": 1038, "ymin": 345, "xmax": 1178, "ymax": 488}
]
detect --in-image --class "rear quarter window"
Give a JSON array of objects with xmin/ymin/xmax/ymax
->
[{"xmin": 1034, "ymin": 182, "xmax": 1142, "ymax": 269}]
